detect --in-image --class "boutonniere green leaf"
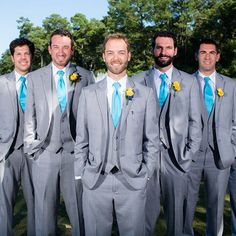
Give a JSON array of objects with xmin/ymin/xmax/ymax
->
[{"xmin": 69, "ymin": 71, "xmax": 80, "ymax": 82}]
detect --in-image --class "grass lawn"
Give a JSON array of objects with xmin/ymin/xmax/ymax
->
[{"xmin": 13, "ymin": 184, "xmax": 232, "ymax": 235}]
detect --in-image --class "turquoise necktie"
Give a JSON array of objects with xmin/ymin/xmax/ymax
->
[
  {"xmin": 57, "ymin": 70, "xmax": 67, "ymax": 112},
  {"xmin": 112, "ymin": 82, "xmax": 122, "ymax": 128},
  {"xmin": 159, "ymin": 73, "xmax": 168, "ymax": 107},
  {"xmin": 18, "ymin": 76, "xmax": 27, "ymax": 112},
  {"xmin": 204, "ymin": 77, "xmax": 214, "ymax": 115}
]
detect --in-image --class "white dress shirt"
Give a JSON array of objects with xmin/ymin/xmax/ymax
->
[
  {"xmin": 106, "ymin": 75, "xmax": 127, "ymax": 111},
  {"xmin": 154, "ymin": 66, "xmax": 173, "ymax": 98},
  {"xmin": 198, "ymin": 70, "xmax": 216, "ymax": 101}
]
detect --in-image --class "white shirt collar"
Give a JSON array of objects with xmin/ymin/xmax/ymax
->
[{"xmin": 154, "ymin": 66, "xmax": 173, "ymax": 82}]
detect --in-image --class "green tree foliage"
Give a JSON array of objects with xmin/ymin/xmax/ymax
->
[{"xmin": 0, "ymin": 0, "xmax": 235, "ymax": 78}]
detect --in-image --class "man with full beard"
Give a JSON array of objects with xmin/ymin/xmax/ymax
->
[{"xmin": 132, "ymin": 31, "xmax": 202, "ymax": 236}]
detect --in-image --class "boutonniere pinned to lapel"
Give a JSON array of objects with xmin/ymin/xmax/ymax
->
[
  {"xmin": 69, "ymin": 71, "xmax": 80, "ymax": 83},
  {"xmin": 125, "ymin": 88, "xmax": 135, "ymax": 104},
  {"xmin": 217, "ymin": 87, "xmax": 224, "ymax": 97},
  {"xmin": 172, "ymin": 81, "xmax": 181, "ymax": 92}
]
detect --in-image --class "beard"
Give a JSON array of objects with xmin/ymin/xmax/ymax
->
[
  {"xmin": 106, "ymin": 60, "xmax": 129, "ymax": 75},
  {"xmin": 154, "ymin": 54, "xmax": 174, "ymax": 68}
]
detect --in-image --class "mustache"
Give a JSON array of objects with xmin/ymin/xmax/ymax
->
[{"xmin": 157, "ymin": 54, "xmax": 172, "ymax": 59}]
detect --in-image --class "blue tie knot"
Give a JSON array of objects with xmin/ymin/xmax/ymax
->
[
  {"xmin": 204, "ymin": 76, "xmax": 210, "ymax": 84},
  {"xmin": 19, "ymin": 76, "xmax": 26, "ymax": 83},
  {"xmin": 57, "ymin": 70, "xmax": 65, "ymax": 78},
  {"xmin": 160, "ymin": 73, "xmax": 168, "ymax": 81},
  {"xmin": 113, "ymin": 82, "xmax": 121, "ymax": 91}
]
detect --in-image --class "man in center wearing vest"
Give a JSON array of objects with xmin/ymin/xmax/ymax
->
[
  {"xmin": 24, "ymin": 29, "xmax": 94, "ymax": 236},
  {"xmin": 74, "ymin": 33, "xmax": 159, "ymax": 236}
]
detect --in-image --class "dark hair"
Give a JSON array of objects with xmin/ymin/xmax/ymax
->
[
  {"xmin": 9, "ymin": 38, "xmax": 35, "ymax": 57},
  {"xmin": 151, "ymin": 31, "xmax": 177, "ymax": 49},
  {"xmin": 195, "ymin": 38, "xmax": 220, "ymax": 54},
  {"xmin": 49, "ymin": 29, "xmax": 74, "ymax": 47},
  {"xmin": 102, "ymin": 32, "xmax": 130, "ymax": 53}
]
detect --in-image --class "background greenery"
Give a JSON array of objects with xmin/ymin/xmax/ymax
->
[{"xmin": 0, "ymin": 0, "xmax": 235, "ymax": 78}]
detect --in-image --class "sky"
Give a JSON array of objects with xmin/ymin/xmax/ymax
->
[{"xmin": 0, "ymin": 0, "xmax": 109, "ymax": 56}]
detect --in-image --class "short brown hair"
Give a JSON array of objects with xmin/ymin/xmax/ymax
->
[
  {"xmin": 49, "ymin": 29, "xmax": 74, "ymax": 48},
  {"xmin": 102, "ymin": 33, "xmax": 130, "ymax": 53}
]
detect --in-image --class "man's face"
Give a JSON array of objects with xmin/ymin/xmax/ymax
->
[
  {"xmin": 11, "ymin": 45, "xmax": 32, "ymax": 75},
  {"xmin": 48, "ymin": 35, "xmax": 74, "ymax": 69},
  {"xmin": 196, "ymin": 43, "xmax": 220, "ymax": 75},
  {"xmin": 102, "ymin": 39, "xmax": 131, "ymax": 79},
  {"xmin": 153, "ymin": 36, "xmax": 177, "ymax": 69}
]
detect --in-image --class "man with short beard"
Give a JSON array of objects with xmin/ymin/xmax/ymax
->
[{"xmin": 132, "ymin": 31, "xmax": 202, "ymax": 236}]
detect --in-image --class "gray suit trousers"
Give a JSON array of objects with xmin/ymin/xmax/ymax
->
[
  {"xmin": 229, "ymin": 158, "xmax": 236, "ymax": 236},
  {"xmin": 184, "ymin": 148, "xmax": 230, "ymax": 236},
  {"xmin": 0, "ymin": 148, "xmax": 35, "ymax": 236},
  {"xmin": 32, "ymin": 149, "xmax": 81, "ymax": 236},
  {"xmin": 82, "ymin": 172, "xmax": 146, "ymax": 236}
]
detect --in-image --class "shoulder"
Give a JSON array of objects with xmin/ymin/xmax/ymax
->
[{"xmin": 132, "ymin": 69, "xmax": 151, "ymax": 81}]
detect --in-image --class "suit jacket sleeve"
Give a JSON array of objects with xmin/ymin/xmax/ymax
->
[
  {"xmin": 74, "ymin": 89, "xmax": 89, "ymax": 176},
  {"xmin": 143, "ymin": 88, "xmax": 159, "ymax": 177}
]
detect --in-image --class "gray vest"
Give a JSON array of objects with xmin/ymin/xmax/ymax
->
[
  {"xmin": 13, "ymin": 101, "xmax": 24, "ymax": 149},
  {"xmin": 200, "ymin": 105, "xmax": 215, "ymax": 151},
  {"xmin": 43, "ymin": 79, "xmax": 74, "ymax": 153},
  {"xmin": 159, "ymin": 94, "xmax": 170, "ymax": 149},
  {"xmin": 103, "ymin": 107, "xmax": 120, "ymax": 173}
]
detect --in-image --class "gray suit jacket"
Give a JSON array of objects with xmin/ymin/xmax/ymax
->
[
  {"xmin": 132, "ymin": 67, "xmax": 202, "ymax": 172},
  {"xmin": 74, "ymin": 77, "xmax": 159, "ymax": 190},
  {"xmin": 0, "ymin": 72, "xmax": 18, "ymax": 181},
  {"xmin": 24, "ymin": 63, "xmax": 94, "ymax": 156},
  {"xmin": 195, "ymin": 72, "xmax": 236, "ymax": 168}
]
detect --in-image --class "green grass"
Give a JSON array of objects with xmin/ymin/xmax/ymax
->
[{"xmin": 13, "ymin": 184, "xmax": 232, "ymax": 235}]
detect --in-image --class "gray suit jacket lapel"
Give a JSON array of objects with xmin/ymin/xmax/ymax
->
[
  {"xmin": 169, "ymin": 67, "xmax": 183, "ymax": 112},
  {"xmin": 214, "ymin": 73, "xmax": 225, "ymax": 120},
  {"xmin": 96, "ymin": 78, "xmax": 108, "ymax": 136},
  {"xmin": 145, "ymin": 68, "xmax": 158, "ymax": 103},
  {"xmin": 66, "ymin": 64, "xmax": 77, "ymax": 116},
  {"xmin": 195, "ymin": 72, "xmax": 209, "ymax": 121},
  {"xmin": 120, "ymin": 78, "xmax": 135, "ymax": 129},
  {"xmin": 6, "ymin": 72, "xmax": 17, "ymax": 121},
  {"xmin": 42, "ymin": 64, "xmax": 53, "ymax": 119}
]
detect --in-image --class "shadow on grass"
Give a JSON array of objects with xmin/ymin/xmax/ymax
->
[{"xmin": 14, "ymin": 183, "xmax": 232, "ymax": 235}]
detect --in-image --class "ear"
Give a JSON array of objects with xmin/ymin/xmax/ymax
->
[
  {"xmin": 216, "ymin": 53, "xmax": 220, "ymax": 62},
  {"xmin": 128, "ymin": 51, "xmax": 131, "ymax": 62},
  {"xmin": 194, "ymin": 52, "xmax": 198, "ymax": 61},
  {"xmin": 10, "ymin": 55, "xmax": 14, "ymax": 64},
  {"xmin": 48, "ymin": 45, "xmax": 52, "ymax": 55},
  {"xmin": 102, "ymin": 53, "xmax": 106, "ymax": 62},
  {"xmin": 174, "ymin": 47, "xmax": 178, "ymax": 56}
]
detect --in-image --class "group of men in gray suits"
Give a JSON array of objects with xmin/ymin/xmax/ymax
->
[{"xmin": 0, "ymin": 28, "xmax": 235, "ymax": 236}]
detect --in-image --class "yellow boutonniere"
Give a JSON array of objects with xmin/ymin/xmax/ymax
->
[
  {"xmin": 172, "ymin": 81, "xmax": 181, "ymax": 92},
  {"xmin": 69, "ymin": 72, "xmax": 80, "ymax": 82},
  {"xmin": 125, "ymin": 88, "xmax": 135, "ymax": 101},
  {"xmin": 217, "ymin": 88, "xmax": 224, "ymax": 97}
]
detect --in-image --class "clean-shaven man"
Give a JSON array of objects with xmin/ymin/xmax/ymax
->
[
  {"xmin": 74, "ymin": 33, "xmax": 159, "ymax": 236},
  {"xmin": 132, "ymin": 31, "xmax": 202, "ymax": 236},
  {"xmin": 24, "ymin": 29, "xmax": 94, "ymax": 236},
  {"xmin": 0, "ymin": 38, "xmax": 35, "ymax": 235},
  {"xmin": 184, "ymin": 39, "xmax": 236, "ymax": 236}
]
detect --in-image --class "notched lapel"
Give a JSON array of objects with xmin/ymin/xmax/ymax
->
[
  {"xmin": 96, "ymin": 79, "xmax": 108, "ymax": 131},
  {"xmin": 120, "ymin": 78, "xmax": 135, "ymax": 129},
  {"xmin": 6, "ymin": 73, "xmax": 17, "ymax": 120},
  {"xmin": 66, "ymin": 64, "xmax": 77, "ymax": 115},
  {"xmin": 214, "ymin": 74, "xmax": 225, "ymax": 119},
  {"xmin": 42, "ymin": 65, "xmax": 53, "ymax": 118}
]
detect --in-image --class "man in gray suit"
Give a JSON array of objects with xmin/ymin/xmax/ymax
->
[
  {"xmin": 183, "ymin": 39, "xmax": 236, "ymax": 236},
  {"xmin": 74, "ymin": 33, "xmax": 159, "ymax": 236},
  {"xmin": 0, "ymin": 38, "xmax": 35, "ymax": 235},
  {"xmin": 132, "ymin": 31, "xmax": 202, "ymax": 236},
  {"xmin": 24, "ymin": 29, "xmax": 94, "ymax": 236}
]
